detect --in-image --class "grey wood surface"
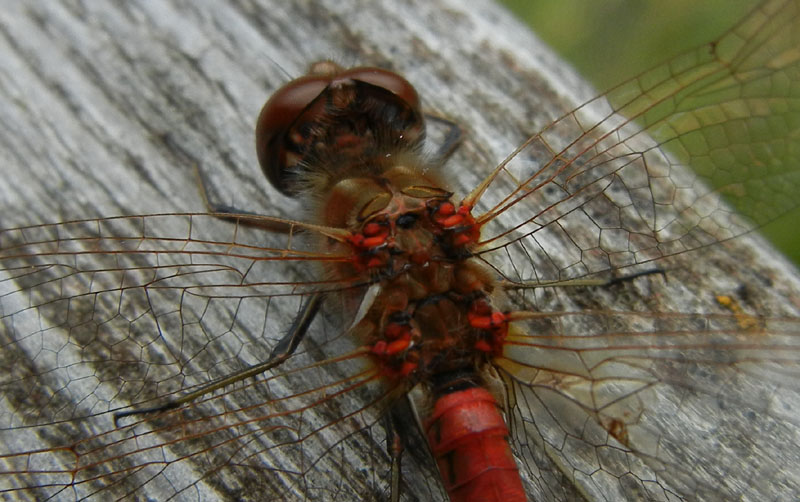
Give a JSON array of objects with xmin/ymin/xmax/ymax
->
[{"xmin": 1, "ymin": 1, "xmax": 799, "ymax": 501}]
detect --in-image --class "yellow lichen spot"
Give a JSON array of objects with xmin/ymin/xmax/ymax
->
[{"xmin": 715, "ymin": 294, "xmax": 762, "ymax": 331}]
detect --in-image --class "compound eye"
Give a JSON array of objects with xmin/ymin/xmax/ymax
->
[
  {"xmin": 336, "ymin": 67, "xmax": 421, "ymax": 116},
  {"xmin": 255, "ymin": 74, "xmax": 331, "ymax": 195},
  {"xmin": 255, "ymin": 62, "xmax": 423, "ymax": 196}
]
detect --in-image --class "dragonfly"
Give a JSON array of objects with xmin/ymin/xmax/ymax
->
[{"xmin": 1, "ymin": 1, "xmax": 799, "ymax": 501}]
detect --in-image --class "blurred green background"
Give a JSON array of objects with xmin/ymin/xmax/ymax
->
[{"xmin": 501, "ymin": 0, "xmax": 800, "ymax": 267}]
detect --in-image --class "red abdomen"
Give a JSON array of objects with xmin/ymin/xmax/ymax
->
[{"xmin": 425, "ymin": 386, "xmax": 527, "ymax": 502}]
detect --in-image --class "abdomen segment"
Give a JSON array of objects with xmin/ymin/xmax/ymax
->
[{"xmin": 425, "ymin": 386, "xmax": 527, "ymax": 502}]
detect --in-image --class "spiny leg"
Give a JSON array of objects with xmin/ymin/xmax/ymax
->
[
  {"xmin": 381, "ymin": 411, "xmax": 405, "ymax": 502},
  {"xmin": 501, "ymin": 267, "xmax": 665, "ymax": 291},
  {"xmin": 194, "ymin": 164, "xmax": 294, "ymax": 232},
  {"xmin": 425, "ymin": 112, "xmax": 463, "ymax": 162},
  {"xmin": 114, "ymin": 293, "xmax": 324, "ymax": 425}
]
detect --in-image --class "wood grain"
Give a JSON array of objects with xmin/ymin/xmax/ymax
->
[{"xmin": 1, "ymin": 1, "xmax": 798, "ymax": 501}]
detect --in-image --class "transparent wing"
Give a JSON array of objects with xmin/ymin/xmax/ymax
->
[
  {"xmin": 497, "ymin": 310, "xmax": 800, "ymax": 501},
  {"xmin": 1, "ymin": 1, "xmax": 799, "ymax": 501},
  {"xmin": 473, "ymin": 0, "xmax": 799, "ymax": 283},
  {"xmin": 0, "ymin": 215, "xmax": 421, "ymax": 501},
  {"xmin": 465, "ymin": 0, "xmax": 800, "ymax": 499}
]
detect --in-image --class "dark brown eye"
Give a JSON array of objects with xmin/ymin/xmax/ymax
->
[
  {"xmin": 255, "ymin": 70, "xmax": 333, "ymax": 195},
  {"xmin": 334, "ymin": 66, "xmax": 420, "ymax": 114},
  {"xmin": 255, "ymin": 61, "xmax": 422, "ymax": 196}
]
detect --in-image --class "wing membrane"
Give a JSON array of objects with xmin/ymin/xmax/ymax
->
[
  {"xmin": 1, "ymin": 214, "xmax": 412, "ymax": 500},
  {"xmin": 1, "ymin": 1, "xmax": 800, "ymax": 501},
  {"xmin": 475, "ymin": 0, "xmax": 800, "ymax": 282},
  {"xmin": 497, "ymin": 310, "xmax": 800, "ymax": 501}
]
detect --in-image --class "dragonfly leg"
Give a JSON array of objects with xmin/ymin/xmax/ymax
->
[
  {"xmin": 114, "ymin": 293, "xmax": 324, "ymax": 425},
  {"xmin": 601, "ymin": 268, "xmax": 666, "ymax": 287},
  {"xmin": 425, "ymin": 113, "xmax": 462, "ymax": 162},
  {"xmin": 193, "ymin": 164, "xmax": 294, "ymax": 232},
  {"xmin": 501, "ymin": 268, "xmax": 665, "ymax": 290},
  {"xmin": 382, "ymin": 412, "xmax": 405, "ymax": 502}
]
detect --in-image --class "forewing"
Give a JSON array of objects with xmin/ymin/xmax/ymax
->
[
  {"xmin": 474, "ymin": 0, "xmax": 800, "ymax": 283},
  {"xmin": 0, "ymin": 214, "xmax": 413, "ymax": 501},
  {"xmin": 469, "ymin": 0, "xmax": 800, "ymax": 500}
]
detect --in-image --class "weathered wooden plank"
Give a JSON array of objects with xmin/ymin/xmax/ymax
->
[{"xmin": 1, "ymin": 1, "xmax": 798, "ymax": 501}]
